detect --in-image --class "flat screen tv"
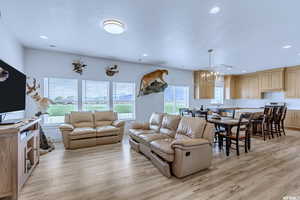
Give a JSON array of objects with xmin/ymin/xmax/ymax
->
[{"xmin": 0, "ymin": 59, "xmax": 26, "ymax": 119}]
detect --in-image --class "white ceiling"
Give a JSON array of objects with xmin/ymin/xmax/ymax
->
[{"xmin": 1, "ymin": 0, "xmax": 300, "ymax": 73}]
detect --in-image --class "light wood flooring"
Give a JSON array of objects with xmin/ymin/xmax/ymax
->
[{"xmin": 19, "ymin": 130, "xmax": 300, "ymax": 200}]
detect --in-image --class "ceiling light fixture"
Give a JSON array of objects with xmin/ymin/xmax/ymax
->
[
  {"xmin": 102, "ymin": 19, "xmax": 125, "ymax": 34},
  {"xmin": 282, "ymin": 45, "xmax": 292, "ymax": 49},
  {"xmin": 210, "ymin": 6, "xmax": 221, "ymax": 14},
  {"xmin": 40, "ymin": 35, "xmax": 48, "ymax": 40},
  {"xmin": 242, "ymin": 70, "xmax": 247, "ymax": 73},
  {"xmin": 142, "ymin": 53, "xmax": 148, "ymax": 57}
]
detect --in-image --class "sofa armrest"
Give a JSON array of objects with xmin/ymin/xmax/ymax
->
[
  {"xmin": 112, "ymin": 120, "xmax": 125, "ymax": 127},
  {"xmin": 171, "ymin": 138, "xmax": 210, "ymax": 149},
  {"xmin": 59, "ymin": 123, "xmax": 74, "ymax": 131},
  {"xmin": 130, "ymin": 122, "xmax": 150, "ymax": 130}
]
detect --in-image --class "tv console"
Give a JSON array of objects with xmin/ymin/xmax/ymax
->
[
  {"xmin": 0, "ymin": 114, "xmax": 22, "ymax": 125},
  {"xmin": 0, "ymin": 118, "xmax": 41, "ymax": 200}
]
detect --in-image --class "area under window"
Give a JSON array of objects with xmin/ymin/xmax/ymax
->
[
  {"xmin": 44, "ymin": 78, "xmax": 78, "ymax": 124},
  {"xmin": 113, "ymin": 82, "xmax": 135, "ymax": 120},
  {"xmin": 82, "ymin": 80, "xmax": 109, "ymax": 111},
  {"xmin": 164, "ymin": 86, "xmax": 189, "ymax": 114}
]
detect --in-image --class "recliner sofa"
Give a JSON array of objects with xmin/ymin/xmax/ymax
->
[
  {"xmin": 129, "ymin": 112, "xmax": 214, "ymax": 178},
  {"xmin": 59, "ymin": 111, "xmax": 125, "ymax": 149}
]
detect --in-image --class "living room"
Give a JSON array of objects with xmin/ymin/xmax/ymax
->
[{"xmin": 1, "ymin": 1, "xmax": 300, "ymax": 200}]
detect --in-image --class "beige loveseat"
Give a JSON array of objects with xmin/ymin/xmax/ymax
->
[
  {"xmin": 59, "ymin": 111, "xmax": 125, "ymax": 149},
  {"xmin": 129, "ymin": 112, "xmax": 214, "ymax": 178}
]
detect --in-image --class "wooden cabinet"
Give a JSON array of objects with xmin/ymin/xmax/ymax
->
[
  {"xmin": 285, "ymin": 110, "xmax": 300, "ymax": 129},
  {"xmin": 259, "ymin": 68, "xmax": 285, "ymax": 92},
  {"xmin": 224, "ymin": 75, "xmax": 238, "ymax": 99},
  {"xmin": 194, "ymin": 70, "xmax": 215, "ymax": 99},
  {"xmin": 0, "ymin": 119, "xmax": 40, "ymax": 200},
  {"xmin": 285, "ymin": 66, "xmax": 300, "ymax": 98},
  {"xmin": 233, "ymin": 74, "xmax": 260, "ymax": 99},
  {"xmin": 260, "ymin": 72, "xmax": 272, "ymax": 91}
]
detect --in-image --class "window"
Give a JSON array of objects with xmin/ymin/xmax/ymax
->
[
  {"xmin": 44, "ymin": 78, "xmax": 78, "ymax": 124},
  {"xmin": 113, "ymin": 82, "xmax": 135, "ymax": 120},
  {"xmin": 211, "ymin": 78, "xmax": 224, "ymax": 104},
  {"xmin": 164, "ymin": 86, "xmax": 189, "ymax": 114},
  {"xmin": 82, "ymin": 80, "xmax": 109, "ymax": 111}
]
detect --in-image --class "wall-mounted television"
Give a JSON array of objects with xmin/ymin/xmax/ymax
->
[{"xmin": 0, "ymin": 59, "xmax": 26, "ymax": 122}]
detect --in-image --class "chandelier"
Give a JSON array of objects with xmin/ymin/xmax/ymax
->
[{"xmin": 201, "ymin": 49, "xmax": 221, "ymax": 81}]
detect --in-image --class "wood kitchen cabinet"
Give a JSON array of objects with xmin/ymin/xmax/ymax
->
[
  {"xmin": 231, "ymin": 73, "xmax": 260, "ymax": 99},
  {"xmin": 285, "ymin": 66, "xmax": 300, "ymax": 98},
  {"xmin": 259, "ymin": 68, "xmax": 285, "ymax": 92},
  {"xmin": 194, "ymin": 70, "xmax": 215, "ymax": 99},
  {"xmin": 285, "ymin": 110, "xmax": 300, "ymax": 129},
  {"xmin": 224, "ymin": 75, "xmax": 238, "ymax": 99}
]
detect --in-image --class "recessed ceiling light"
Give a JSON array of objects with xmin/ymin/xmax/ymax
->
[
  {"xmin": 142, "ymin": 53, "xmax": 148, "ymax": 57},
  {"xmin": 242, "ymin": 70, "xmax": 247, "ymax": 73},
  {"xmin": 40, "ymin": 35, "xmax": 48, "ymax": 40},
  {"xmin": 282, "ymin": 45, "xmax": 292, "ymax": 49},
  {"xmin": 210, "ymin": 6, "xmax": 221, "ymax": 14},
  {"xmin": 102, "ymin": 19, "xmax": 125, "ymax": 34}
]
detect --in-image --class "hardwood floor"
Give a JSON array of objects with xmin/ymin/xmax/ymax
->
[{"xmin": 20, "ymin": 130, "xmax": 300, "ymax": 200}]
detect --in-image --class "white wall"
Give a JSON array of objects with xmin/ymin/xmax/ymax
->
[
  {"xmin": 24, "ymin": 48, "xmax": 210, "ymax": 140},
  {"xmin": 0, "ymin": 21, "xmax": 24, "ymax": 120}
]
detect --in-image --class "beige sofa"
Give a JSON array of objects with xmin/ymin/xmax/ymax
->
[
  {"xmin": 59, "ymin": 111, "xmax": 125, "ymax": 149},
  {"xmin": 129, "ymin": 112, "xmax": 214, "ymax": 178}
]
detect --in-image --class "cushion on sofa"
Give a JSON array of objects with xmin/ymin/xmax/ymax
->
[
  {"xmin": 94, "ymin": 111, "xmax": 116, "ymax": 121},
  {"xmin": 129, "ymin": 129, "xmax": 157, "ymax": 136},
  {"xmin": 96, "ymin": 125, "xmax": 120, "ymax": 137},
  {"xmin": 159, "ymin": 114, "xmax": 181, "ymax": 137},
  {"xmin": 130, "ymin": 133, "xmax": 169, "ymax": 146},
  {"xmin": 69, "ymin": 127, "xmax": 96, "ymax": 140},
  {"xmin": 150, "ymin": 138, "xmax": 175, "ymax": 162},
  {"xmin": 149, "ymin": 112, "xmax": 164, "ymax": 131},
  {"xmin": 176, "ymin": 117, "xmax": 207, "ymax": 139},
  {"xmin": 70, "ymin": 112, "xmax": 94, "ymax": 128}
]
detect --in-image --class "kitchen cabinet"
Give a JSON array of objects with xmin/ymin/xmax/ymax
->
[
  {"xmin": 259, "ymin": 68, "xmax": 285, "ymax": 91},
  {"xmin": 233, "ymin": 74, "xmax": 260, "ymax": 99},
  {"xmin": 224, "ymin": 75, "xmax": 238, "ymax": 99},
  {"xmin": 194, "ymin": 70, "xmax": 215, "ymax": 99},
  {"xmin": 285, "ymin": 110, "xmax": 300, "ymax": 129},
  {"xmin": 285, "ymin": 66, "xmax": 300, "ymax": 98}
]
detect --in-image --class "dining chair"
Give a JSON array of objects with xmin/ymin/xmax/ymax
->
[
  {"xmin": 219, "ymin": 113, "xmax": 253, "ymax": 156},
  {"xmin": 179, "ymin": 108, "xmax": 192, "ymax": 117},
  {"xmin": 280, "ymin": 106, "xmax": 287, "ymax": 136},
  {"xmin": 272, "ymin": 105, "xmax": 287, "ymax": 137}
]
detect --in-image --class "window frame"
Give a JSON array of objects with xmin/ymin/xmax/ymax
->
[
  {"xmin": 43, "ymin": 77, "xmax": 79, "ymax": 125},
  {"xmin": 112, "ymin": 81, "xmax": 136, "ymax": 120},
  {"xmin": 164, "ymin": 85, "xmax": 189, "ymax": 114},
  {"xmin": 211, "ymin": 78, "xmax": 225, "ymax": 105},
  {"xmin": 82, "ymin": 80, "xmax": 110, "ymax": 112}
]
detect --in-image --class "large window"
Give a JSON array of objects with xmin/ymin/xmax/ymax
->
[
  {"xmin": 164, "ymin": 86, "xmax": 189, "ymax": 114},
  {"xmin": 211, "ymin": 87, "xmax": 224, "ymax": 104},
  {"xmin": 82, "ymin": 80, "xmax": 109, "ymax": 111},
  {"xmin": 44, "ymin": 78, "xmax": 78, "ymax": 124},
  {"xmin": 113, "ymin": 82, "xmax": 135, "ymax": 120},
  {"xmin": 211, "ymin": 78, "xmax": 224, "ymax": 105}
]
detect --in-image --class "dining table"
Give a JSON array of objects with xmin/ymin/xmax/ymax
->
[{"xmin": 207, "ymin": 116, "xmax": 249, "ymax": 156}]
